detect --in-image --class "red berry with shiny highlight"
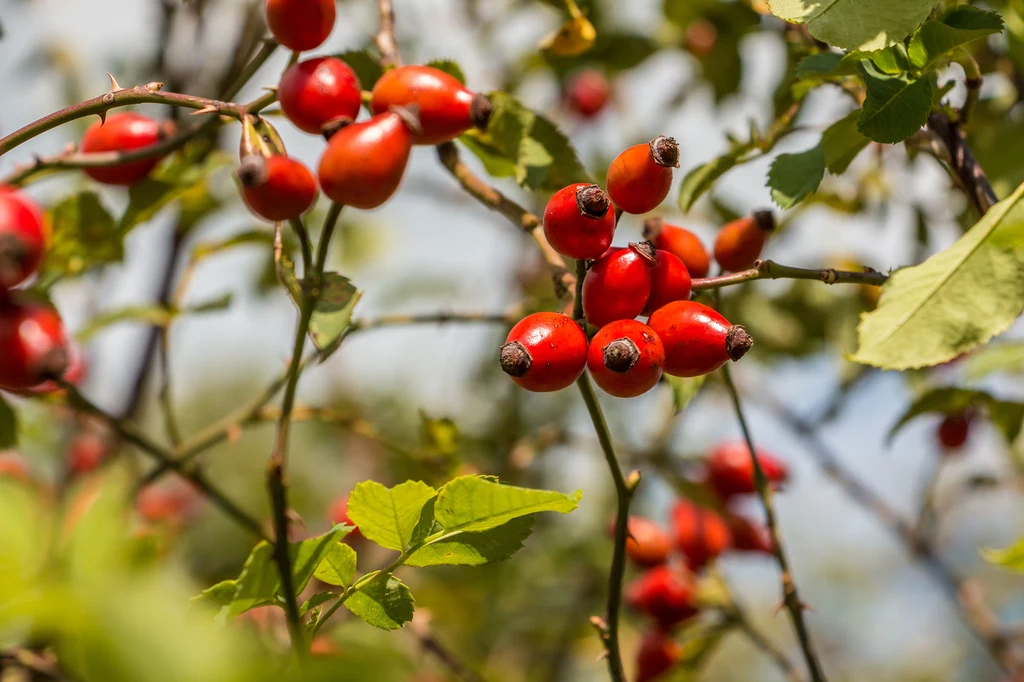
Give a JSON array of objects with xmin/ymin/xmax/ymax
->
[
  {"xmin": 713, "ymin": 210, "xmax": 774, "ymax": 272},
  {"xmin": 278, "ymin": 57, "xmax": 362, "ymax": 135},
  {"xmin": 705, "ymin": 441, "xmax": 789, "ymax": 499},
  {"xmin": 642, "ymin": 250, "xmax": 692, "ymax": 315},
  {"xmin": 80, "ymin": 113, "xmax": 163, "ymax": 185},
  {"xmin": 582, "ymin": 242, "xmax": 656, "ymax": 328},
  {"xmin": 606, "ymin": 136, "xmax": 679, "ymax": 215},
  {"xmin": 726, "ymin": 513, "xmax": 774, "ymax": 555},
  {"xmin": 938, "ymin": 412, "xmax": 971, "ymax": 449},
  {"xmin": 618, "ymin": 516, "xmax": 673, "ymax": 567},
  {"xmin": 14, "ymin": 341, "xmax": 86, "ymax": 396},
  {"xmin": 542, "ymin": 183, "xmax": 615, "ymax": 260},
  {"xmin": 587, "ymin": 320, "xmax": 664, "ymax": 398},
  {"xmin": 318, "ymin": 112, "xmax": 415, "ymax": 209},
  {"xmin": 265, "ymin": 0, "xmax": 335, "ymax": 52},
  {"xmin": 636, "ymin": 630, "xmax": 682, "ymax": 682},
  {"xmin": 0, "ymin": 188, "xmax": 46, "ymax": 291},
  {"xmin": 643, "ymin": 217, "xmax": 710, "ymax": 279},
  {"xmin": 647, "ymin": 301, "xmax": 751, "ymax": 378},
  {"xmin": 329, "ymin": 495, "xmax": 361, "ymax": 540},
  {"xmin": 500, "ymin": 312, "xmax": 587, "ymax": 392},
  {"xmin": 371, "ymin": 65, "xmax": 492, "ymax": 145},
  {"xmin": 670, "ymin": 500, "xmax": 731, "ymax": 570},
  {"xmin": 0, "ymin": 299, "xmax": 69, "ymax": 390},
  {"xmin": 626, "ymin": 565, "xmax": 698, "ymax": 629},
  {"xmin": 237, "ymin": 155, "xmax": 317, "ymax": 222},
  {"xmin": 566, "ymin": 69, "xmax": 611, "ymax": 118},
  {"xmin": 0, "ymin": 451, "xmax": 30, "ymax": 482}
]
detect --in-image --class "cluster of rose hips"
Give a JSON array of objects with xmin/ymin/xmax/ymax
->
[
  {"xmin": 623, "ymin": 441, "xmax": 790, "ymax": 682},
  {"xmin": 500, "ymin": 134, "xmax": 776, "ymax": 397}
]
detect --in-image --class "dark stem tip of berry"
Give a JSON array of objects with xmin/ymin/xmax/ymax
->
[
  {"xmin": 470, "ymin": 93, "xmax": 492, "ymax": 130},
  {"xmin": 236, "ymin": 155, "xmax": 269, "ymax": 188},
  {"xmin": 641, "ymin": 216, "xmax": 664, "ymax": 241},
  {"xmin": 753, "ymin": 209, "xmax": 775, "ymax": 232},
  {"xmin": 726, "ymin": 325, "xmax": 753, "ymax": 362},
  {"xmin": 321, "ymin": 116, "xmax": 356, "ymax": 141},
  {"xmin": 603, "ymin": 338, "xmax": 640, "ymax": 373},
  {"xmin": 389, "ymin": 105, "xmax": 423, "ymax": 136},
  {"xmin": 649, "ymin": 135, "xmax": 680, "ymax": 168},
  {"xmin": 629, "ymin": 240, "xmax": 657, "ymax": 266},
  {"xmin": 575, "ymin": 184, "xmax": 611, "ymax": 219},
  {"xmin": 500, "ymin": 341, "xmax": 532, "ymax": 378},
  {"xmin": 37, "ymin": 346, "xmax": 70, "ymax": 383}
]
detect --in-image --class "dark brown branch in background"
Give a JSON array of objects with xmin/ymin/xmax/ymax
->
[{"xmin": 927, "ymin": 113, "xmax": 998, "ymax": 216}]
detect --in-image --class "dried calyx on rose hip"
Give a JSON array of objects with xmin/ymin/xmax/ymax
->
[
  {"xmin": 704, "ymin": 440, "xmax": 789, "ymax": 500},
  {"xmin": 0, "ymin": 187, "xmax": 46, "ymax": 291},
  {"xmin": 265, "ymin": 0, "xmax": 335, "ymax": 52},
  {"xmin": 713, "ymin": 209, "xmax": 774, "ymax": 272},
  {"xmin": 606, "ymin": 136, "xmax": 680, "ymax": 215},
  {"xmin": 647, "ymin": 300, "xmax": 752, "ymax": 378},
  {"xmin": 542, "ymin": 183, "xmax": 616, "ymax": 260},
  {"xmin": 80, "ymin": 112, "xmax": 166, "ymax": 186},
  {"xmin": 587, "ymin": 319, "xmax": 665, "ymax": 398},
  {"xmin": 582, "ymin": 241, "xmax": 657, "ymax": 328},
  {"xmin": 500, "ymin": 312, "xmax": 588, "ymax": 392},
  {"xmin": 0, "ymin": 296, "xmax": 69, "ymax": 391},
  {"xmin": 643, "ymin": 217, "xmax": 710, "ymax": 279},
  {"xmin": 278, "ymin": 57, "xmax": 362, "ymax": 136},
  {"xmin": 371, "ymin": 65, "xmax": 492, "ymax": 145}
]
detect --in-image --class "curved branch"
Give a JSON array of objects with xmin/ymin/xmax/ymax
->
[{"xmin": 692, "ymin": 259, "xmax": 888, "ymax": 292}]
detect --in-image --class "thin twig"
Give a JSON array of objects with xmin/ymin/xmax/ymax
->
[
  {"xmin": 926, "ymin": 112, "xmax": 997, "ymax": 216},
  {"xmin": 350, "ymin": 310, "xmax": 519, "ymax": 331},
  {"xmin": 375, "ymin": 0, "xmax": 402, "ymax": 68},
  {"xmin": 692, "ymin": 259, "xmax": 888, "ymax": 292},
  {"xmin": 410, "ymin": 616, "xmax": 487, "ymax": 682},
  {"xmin": 726, "ymin": 603, "xmax": 805, "ymax": 682}
]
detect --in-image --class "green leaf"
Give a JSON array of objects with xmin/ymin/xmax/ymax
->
[
  {"xmin": 767, "ymin": 143, "xmax": 825, "ymax": 209},
  {"xmin": 856, "ymin": 60, "xmax": 934, "ymax": 143},
  {"xmin": 345, "ymin": 573, "xmax": 414, "ymax": 630},
  {"xmin": 347, "ymin": 480, "xmax": 437, "ymax": 551},
  {"xmin": 404, "ymin": 498, "xmax": 536, "ymax": 566},
  {"xmin": 678, "ymin": 144, "xmax": 753, "ymax": 212},
  {"xmin": 433, "ymin": 475, "xmax": 581, "ymax": 533},
  {"xmin": 289, "ymin": 526, "xmax": 353, "ymax": 595},
  {"xmin": 795, "ymin": 52, "xmax": 844, "ymax": 77},
  {"xmin": 43, "ymin": 192, "xmax": 119, "ymax": 278},
  {"xmin": 909, "ymin": 7, "xmax": 1004, "ymax": 72},
  {"xmin": 118, "ymin": 151, "xmax": 230, "ymax": 232},
  {"xmin": 300, "ymin": 592, "xmax": 336, "ymax": 615},
  {"xmin": 335, "ymin": 49, "xmax": 385, "ymax": 89},
  {"xmin": 313, "ymin": 542, "xmax": 357, "ymax": 587},
  {"xmin": 852, "ymin": 181, "xmax": 1024, "ymax": 370},
  {"xmin": 767, "ymin": 0, "xmax": 939, "ymax": 50},
  {"xmin": 983, "ymin": 537, "xmax": 1024, "ymax": 572},
  {"xmin": 888, "ymin": 387, "xmax": 1024, "ymax": 444},
  {"xmin": 822, "ymin": 110, "xmax": 871, "ymax": 174},
  {"xmin": 665, "ymin": 375, "xmax": 706, "ymax": 414},
  {"xmin": 0, "ymin": 394, "xmax": 16, "ymax": 448},
  {"xmin": 425, "ymin": 59, "xmax": 465, "ymax": 84},
  {"xmin": 965, "ymin": 342, "xmax": 1024, "ymax": 379},
  {"xmin": 191, "ymin": 230, "xmax": 274, "ymax": 263},
  {"xmin": 420, "ymin": 413, "xmax": 459, "ymax": 456}
]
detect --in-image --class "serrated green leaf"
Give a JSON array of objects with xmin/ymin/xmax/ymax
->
[
  {"xmin": 767, "ymin": 0, "xmax": 939, "ymax": 50},
  {"xmin": 43, "ymin": 192, "xmax": 119, "ymax": 278},
  {"xmin": 965, "ymin": 342, "xmax": 1024, "ymax": 379},
  {"xmin": 767, "ymin": 143, "xmax": 825, "ymax": 209},
  {"xmin": 433, "ymin": 475, "xmax": 580, "ymax": 533},
  {"xmin": 313, "ymin": 541, "xmax": 357, "ymax": 587},
  {"xmin": 795, "ymin": 52, "xmax": 844, "ymax": 77},
  {"xmin": 678, "ymin": 145, "xmax": 753, "ymax": 212},
  {"xmin": 335, "ymin": 49, "xmax": 384, "ymax": 89},
  {"xmin": 347, "ymin": 480, "xmax": 437, "ymax": 551},
  {"xmin": 290, "ymin": 526, "xmax": 353, "ymax": 595},
  {"xmin": 665, "ymin": 375, "xmax": 706, "ymax": 414},
  {"xmin": 909, "ymin": 7, "xmax": 1004, "ymax": 72},
  {"xmin": 983, "ymin": 537, "xmax": 1024, "ymax": 572},
  {"xmin": 888, "ymin": 387, "xmax": 1024, "ymax": 444},
  {"xmin": 425, "ymin": 59, "xmax": 465, "ymax": 84},
  {"xmin": 857, "ymin": 60, "xmax": 934, "ymax": 144},
  {"xmin": 345, "ymin": 573, "xmax": 414, "ymax": 630},
  {"xmin": 822, "ymin": 110, "xmax": 871, "ymax": 174},
  {"xmin": 853, "ymin": 181, "xmax": 1024, "ymax": 370},
  {"xmin": 405, "ymin": 498, "xmax": 535, "ymax": 566},
  {"xmin": 456, "ymin": 133, "xmax": 518, "ymax": 178},
  {"xmin": 0, "ymin": 394, "xmax": 16, "ymax": 448}
]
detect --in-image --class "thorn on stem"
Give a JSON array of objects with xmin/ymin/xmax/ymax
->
[{"xmin": 105, "ymin": 72, "xmax": 124, "ymax": 92}]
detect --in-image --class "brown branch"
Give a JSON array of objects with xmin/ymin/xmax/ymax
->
[
  {"xmin": 692, "ymin": 259, "xmax": 888, "ymax": 292},
  {"xmin": 375, "ymin": 0, "xmax": 402, "ymax": 68},
  {"xmin": 926, "ymin": 112, "xmax": 997, "ymax": 217}
]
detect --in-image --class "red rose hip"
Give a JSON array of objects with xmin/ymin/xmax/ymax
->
[
  {"xmin": 80, "ymin": 113, "xmax": 164, "ymax": 185},
  {"xmin": 671, "ymin": 500, "xmax": 731, "ymax": 570},
  {"xmin": 647, "ymin": 301, "xmax": 751, "ymax": 377},
  {"xmin": 566, "ymin": 69, "xmax": 611, "ymax": 118},
  {"xmin": 279, "ymin": 57, "xmax": 362, "ymax": 135},
  {"xmin": 611, "ymin": 515, "xmax": 672, "ymax": 567},
  {"xmin": 643, "ymin": 217, "xmax": 710, "ymax": 279},
  {"xmin": 582, "ymin": 242, "xmax": 656, "ymax": 328},
  {"xmin": 265, "ymin": 0, "xmax": 335, "ymax": 52},
  {"xmin": 726, "ymin": 513, "xmax": 774, "ymax": 555},
  {"xmin": 587, "ymin": 320, "xmax": 664, "ymax": 398},
  {"xmin": 542, "ymin": 183, "xmax": 615, "ymax": 260},
  {"xmin": 626, "ymin": 565, "xmax": 698, "ymax": 629},
  {"xmin": 642, "ymin": 250, "xmax": 691, "ymax": 315},
  {"xmin": 705, "ymin": 441, "xmax": 789, "ymax": 499},
  {"xmin": 500, "ymin": 312, "xmax": 587, "ymax": 392},
  {"xmin": 0, "ymin": 188, "xmax": 46, "ymax": 290},
  {"xmin": 606, "ymin": 136, "xmax": 679, "ymax": 215},
  {"xmin": 371, "ymin": 65, "xmax": 491, "ymax": 145},
  {"xmin": 318, "ymin": 112, "xmax": 415, "ymax": 209},
  {"xmin": 714, "ymin": 210, "xmax": 774, "ymax": 272},
  {"xmin": 938, "ymin": 412, "xmax": 971, "ymax": 449},
  {"xmin": 0, "ymin": 298, "xmax": 69, "ymax": 390},
  {"xmin": 636, "ymin": 630, "xmax": 682, "ymax": 682},
  {"xmin": 237, "ymin": 155, "xmax": 317, "ymax": 221}
]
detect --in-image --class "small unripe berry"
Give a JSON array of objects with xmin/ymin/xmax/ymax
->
[
  {"xmin": 582, "ymin": 242, "xmax": 656, "ymax": 328},
  {"xmin": 237, "ymin": 155, "xmax": 317, "ymax": 221},
  {"xmin": 278, "ymin": 57, "xmax": 362, "ymax": 135},
  {"xmin": 500, "ymin": 312, "xmax": 588, "ymax": 392},
  {"xmin": 626, "ymin": 565, "xmax": 698, "ymax": 629},
  {"xmin": 726, "ymin": 513, "xmax": 774, "ymax": 555},
  {"xmin": 587, "ymin": 320, "xmax": 664, "ymax": 398},
  {"xmin": 642, "ymin": 250, "xmax": 692, "ymax": 316},
  {"xmin": 636, "ymin": 630, "xmax": 683, "ymax": 682},
  {"xmin": 542, "ymin": 183, "xmax": 615, "ymax": 260},
  {"xmin": 643, "ymin": 217, "xmax": 710, "ymax": 279},
  {"xmin": 0, "ymin": 451, "xmax": 30, "ymax": 482},
  {"xmin": 938, "ymin": 412, "xmax": 971, "ymax": 450},
  {"xmin": 265, "ymin": 0, "xmax": 335, "ymax": 52},
  {"xmin": 606, "ymin": 136, "xmax": 679, "ymax": 215},
  {"xmin": 647, "ymin": 301, "xmax": 751, "ymax": 377},
  {"xmin": 318, "ymin": 112, "xmax": 415, "ymax": 209},
  {"xmin": 0, "ymin": 298, "xmax": 68, "ymax": 390},
  {"xmin": 713, "ymin": 210, "xmax": 774, "ymax": 272},
  {"xmin": 0, "ymin": 188, "xmax": 46, "ymax": 290},
  {"xmin": 612, "ymin": 516, "xmax": 672, "ymax": 567},
  {"xmin": 705, "ymin": 441, "xmax": 789, "ymax": 499},
  {"xmin": 565, "ymin": 69, "xmax": 611, "ymax": 118},
  {"xmin": 670, "ymin": 500, "xmax": 731, "ymax": 570},
  {"xmin": 371, "ymin": 65, "xmax": 491, "ymax": 145},
  {"xmin": 80, "ymin": 113, "xmax": 164, "ymax": 185},
  {"xmin": 328, "ymin": 495, "xmax": 361, "ymax": 540}
]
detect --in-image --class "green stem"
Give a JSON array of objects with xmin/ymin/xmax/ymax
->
[
  {"xmin": 692, "ymin": 259, "xmax": 887, "ymax": 292},
  {"xmin": 289, "ymin": 218, "xmax": 313, "ymax": 277}
]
